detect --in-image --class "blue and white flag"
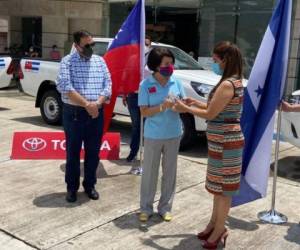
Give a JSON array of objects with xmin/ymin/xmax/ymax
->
[
  {"xmin": 232, "ymin": 0, "xmax": 292, "ymax": 206},
  {"xmin": 0, "ymin": 58, "xmax": 5, "ymax": 68}
]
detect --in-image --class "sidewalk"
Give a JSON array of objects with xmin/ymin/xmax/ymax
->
[{"xmin": 0, "ymin": 89, "xmax": 300, "ymax": 250}]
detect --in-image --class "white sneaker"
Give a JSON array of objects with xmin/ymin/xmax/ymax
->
[{"xmin": 130, "ymin": 166, "xmax": 142, "ymax": 175}]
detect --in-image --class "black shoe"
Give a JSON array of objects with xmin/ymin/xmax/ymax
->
[
  {"xmin": 85, "ymin": 188, "xmax": 99, "ymax": 200},
  {"xmin": 126, "ymin": 153, "xmax": 136, "ymax": 162},
  {"xmin": 66, "ymin": 191, "xmax": 77, "ymax": 203}
]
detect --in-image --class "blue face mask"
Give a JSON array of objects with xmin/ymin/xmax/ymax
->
[{"xmin": 212, "ymin": 62, "xmax": 223, "ymax": 75}]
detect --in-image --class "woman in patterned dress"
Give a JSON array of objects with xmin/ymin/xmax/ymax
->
[{"xmin": 173, "ymin": 41, "xmax": 244, "ymax": 249}]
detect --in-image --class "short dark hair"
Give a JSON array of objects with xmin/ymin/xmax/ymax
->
[
  {"xmin": 145, "ymin": 35, "xmax": 151, "ymax": 41},
  {"xmin": 73, "ymin": 30, "xmax": 92, "ymax": 44},
  {"xmin": 147, "ymin": 47, "xmax": 175, "ymax": 72}
]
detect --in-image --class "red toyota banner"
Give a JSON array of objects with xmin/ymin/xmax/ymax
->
[{"xmin": 11, "ymin": 132, "xmax": 120, "ymax": 160}]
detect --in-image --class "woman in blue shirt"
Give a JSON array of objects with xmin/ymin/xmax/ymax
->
[{"xmin": 138, "ymin": 47, "xmax": 185, "ymax": 222}]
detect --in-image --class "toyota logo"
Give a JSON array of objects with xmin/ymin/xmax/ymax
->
[{"xmin": 22, "ymin": 137, "xmax": 47, "ymax": 152}]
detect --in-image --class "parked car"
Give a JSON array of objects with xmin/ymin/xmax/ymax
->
[
  {"xmin": 0, "ymin": 56, "xmax": 13, "ymax": 88},
  {"xmin": 281, "ymin": 90, "xmax": 300, "ymax": 148},
  {"xmin": 19, "ymin": 38, "xmax": 224, "ymax": 149}
]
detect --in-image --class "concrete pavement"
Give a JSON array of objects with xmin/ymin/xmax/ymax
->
[{"xmin": 0, "ymin": 88, "xmax": 300, "ymax": 250}]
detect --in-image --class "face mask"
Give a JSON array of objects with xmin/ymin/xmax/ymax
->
[
  {"xmin": 159, "ymin": 65, "xmax": 174, "ymax": 77},
  {"xmin": 80, "ymin": 43, "xmax": 94, "ymax": 59},
  {"xmin": 212, "ymin": 62, "xmax": 223, "ymax": 75}
]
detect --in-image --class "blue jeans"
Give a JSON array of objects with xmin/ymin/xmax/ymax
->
[
  {"xmin": 126, "ymin": 93, "xmax": 141, "ymax": 157},
  {"xmin": 63, "ymin": 103, "xmax": 103, "ymax": 192}
]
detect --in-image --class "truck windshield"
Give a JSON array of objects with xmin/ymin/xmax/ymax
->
[
  {"xmin": 93, "ymin": 42, "xmax": 109, "ymax": 56},
  {"xmin": 93, "ymin": 41, "xmax": 203, "ymax": 70},
  {"xmin": 154, "ymin": 45, "xmax": 203, "ymax": 70}
]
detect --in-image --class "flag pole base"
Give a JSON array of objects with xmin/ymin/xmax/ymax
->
[{"xmin": 257, "ymin": 209, "xmax": 288, "ymax": 224}]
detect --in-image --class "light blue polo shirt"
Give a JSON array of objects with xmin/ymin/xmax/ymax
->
[{"xmin": 138, "ymin": 75, "xmax": 186, "ymax": 139}]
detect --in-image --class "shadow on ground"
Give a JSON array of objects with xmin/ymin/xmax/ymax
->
[
  {"xmin": 179, "ymin": 133, "xmax": 208, "ymax": 158},
  {"xmin": 113, "ymin": 212, "xmax": 165, "ymax": 233},
  {"xmin": 0, "ymin": 85, "xmax": 23, "ymax": 97},
  {"xmin": 142, "ymin": 233, "xmax": 203, "ymax": 250},
  {"xmin": 271, "ymin": 156, "xmax": 300, "ymax": 182},
  {"xmin": 33, "ymin": 191, "xmax": 90, "ymax": 208},
  {"xmin": 284, "ymin": 223, "xmax": 300, "ymax": 245},
  {"xmin": 106, "ymin": 117, "xmax": 132, "ymax": 148},
  {"xmin": 12, "ymin": 116, "xmax": 63, "ymax": 129},
  {"xmin": 226, "ymin": 216, "xmax": 260, "ymax": 231},
  {"xmin": 59, "ymin": 162, "xmax": 131, "ymax": 178},
  {"xmin": 228, "ymin": 215, "xmax": 300, "ymax": 246},
  {"xmin": 112, "ymin": 213, "xmax": 210, "ymax": 249},
  {"xmin": 0, "ymin": 107, "xmax": 10, "ymax": 111}
]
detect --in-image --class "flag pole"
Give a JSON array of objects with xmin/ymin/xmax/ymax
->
[
  {"xmin": 257, "ymin": 104, "xmax": 288, "ymax": 224},
  {"xmin": 138, "ymin": 0, "xmax": 145, "ymax": 173},
  {"xmin": 138, "ymin": 116, "xmax": 144, "ymax": 169},
  {"xmin": 257, "ymin": 0, "xmax": 292, "ymax": 223}
]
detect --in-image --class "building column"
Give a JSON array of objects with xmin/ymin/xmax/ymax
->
[
  {"xmin": 42, "ymin": 16, "xmax": 68, "ymax": 59},
  {"xmin": 198, "ymin": 7, "xmax": 215, "ymax": 57},
  {"xmin": 0, "ymin": 16, "xmax": 9, "ymax": 52}
]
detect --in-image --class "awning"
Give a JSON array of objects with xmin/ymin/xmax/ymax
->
[{"xmin": 108, "ymin": 0, "xmax": 201, "ymax": 9}]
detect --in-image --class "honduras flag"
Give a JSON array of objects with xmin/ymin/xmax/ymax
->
[
  {"xmin": 103, "ymin": 0, "xmax": 145, "ymax": 131},
  {"xmin": 232, "ymin": 0, "xmax": 292, "ymax": 206}
]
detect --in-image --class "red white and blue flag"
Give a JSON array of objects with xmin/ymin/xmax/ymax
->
[
  {"xmin": 0, "ymin": 58, "xmax": 5, "ymax": 68},
  {"xmin": 103, "ymin": 0, "xmax": 145, "ymax": 131},
  {"xmin": 25, "ymin": 61, "xmax": 40, "ymax": 72}
]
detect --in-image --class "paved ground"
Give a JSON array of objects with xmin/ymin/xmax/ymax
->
[{"xmin": 0, "ymin": 87, "xmax": 300, "ymax": 250}]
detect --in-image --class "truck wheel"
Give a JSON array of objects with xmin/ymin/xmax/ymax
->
[
  {"xmin": 180, "ymin": 113, "xmax": 196, "ymax": 151},
  {"xmin": 40, "ymin": 90, "xmax": 62, "ymax": 125}
]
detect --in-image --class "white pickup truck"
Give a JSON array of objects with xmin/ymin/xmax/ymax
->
[
  {"xmin": 19, "ymin": 37, "xmax": 221, "ymax": 149},
  {"xmin": 281, "ymin": 90, "xmax": 300, "ymax": 148},
  {"xmin": 0, "ymin": 56, "xmax": 13, "ymax": 88}
]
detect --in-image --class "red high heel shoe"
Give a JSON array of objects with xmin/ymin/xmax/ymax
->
[
  {"xmin": 201, "ymin": 229, "xmax": 228, "ymax": 249},
  {"xmin": 197, "ymin": 228, "xmax": 214, "ymax": 241}
]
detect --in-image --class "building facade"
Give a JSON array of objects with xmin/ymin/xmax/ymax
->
[
  {"xmin": 0, "ymin": 0, "xmax": 109, "ymax": 58},
  {"xmin": 109, "ymin": 0, "xmax": 300, "ymax": 94},
  {"xmin": 0, "ymin": 0, "xmax": 299, "ymax": 93}
]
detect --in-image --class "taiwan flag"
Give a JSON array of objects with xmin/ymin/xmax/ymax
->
[
  {"xmin": 103, "ymin": 0, "xmax": 145, "ymax": 131},
  {"xmin": 24, "ymin": 61, "xmax": 40, "ymax": 72}
]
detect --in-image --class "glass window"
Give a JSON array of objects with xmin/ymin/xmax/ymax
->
[
  {"xmin": 237, "ymin": 0, "xmax": 276, "ymax": 76},
  {"xmin": 198, "ymin": 0, "xmax": 237, "ymax": 57},
  {"xmin": 93, "ymin": 42, "xmax": 109, "ymax": 56},
  {"xmin": 93, "ymin": 40, "xmax": 203, "ymax": 70},
  {"xmin": 109, "ymin": 0, "xmax": 277, "ymax": 76},
  {"xmin": 154, "ymin": 45, "xmax": 203, "ymax": 70},
  {"xmin": 199, "ymin": 0, "xmax": 275, "ymax": 77}
]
